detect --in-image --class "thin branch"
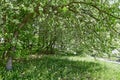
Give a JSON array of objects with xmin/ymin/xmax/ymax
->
[
  {"xmin": 67, "ymin": 1, "xmax": 120, "ymax": 19},
  {"xmin": 45, "ymin": 1, "xmax": 120, "ymax": 19},
  {"xmin": 81, "ymin": 9, "xmax": 100, "ymax": 21}
]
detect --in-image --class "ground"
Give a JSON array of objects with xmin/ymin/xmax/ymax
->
[{"xmin": 0, "ymin": 55, "xmax": 120, "ymax": 80}]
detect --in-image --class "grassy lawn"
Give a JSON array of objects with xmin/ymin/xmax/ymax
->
[{"xmin": 0, "ymin": 55, "xmax": 120, "ymax": 80}]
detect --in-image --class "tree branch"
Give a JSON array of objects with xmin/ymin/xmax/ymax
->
[{"xmin": 67, "ymin": 1, "xmax": 120, "ymax": 19}]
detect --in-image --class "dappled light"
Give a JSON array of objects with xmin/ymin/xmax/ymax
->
[
  {"xmin": 0, "ymin": 0, "xmax": 120, "ymax": 79},
  {"xmin": 1, "ymin": 56, "xmax": 106, "ymax": 80}
]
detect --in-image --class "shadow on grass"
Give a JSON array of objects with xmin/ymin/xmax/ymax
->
[{"xmin": 1, "ymin": 56, "xmax": 106, "ymax": 80}]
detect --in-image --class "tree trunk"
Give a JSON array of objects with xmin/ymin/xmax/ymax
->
[{"xmin": 6, "ymin": 57, "xmax": 12, "ymax": 70}]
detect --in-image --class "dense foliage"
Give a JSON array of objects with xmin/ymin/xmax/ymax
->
[
  {"xmin": 0, "ymin": 1, "xmax": 120, "ymax": 79},
  {"xmin": 0, "ymin": 0, "xmax": 120, "ymax": 58}
]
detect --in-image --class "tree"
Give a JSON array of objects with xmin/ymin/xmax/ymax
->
[{"xmin": 0, "ymin": 0, "xmax": 120, "ymax": 69}]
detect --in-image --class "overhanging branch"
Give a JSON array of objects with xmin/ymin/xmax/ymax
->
[{"xmin": 67, "ymin": 1, "xmax": 120, "ymax": 19}]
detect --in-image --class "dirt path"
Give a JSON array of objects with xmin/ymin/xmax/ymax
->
[{"xmin": 96, "ymin": 57, "xmax": 120, "ymax": 64}]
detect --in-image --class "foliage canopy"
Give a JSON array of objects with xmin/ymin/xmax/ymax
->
[{"xmin": 0, "ymin": 0, "xmax": 120, "ymax": 58}]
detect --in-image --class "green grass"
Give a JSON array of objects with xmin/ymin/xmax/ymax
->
[{"xmin": 0, "ymin": 55, "xmax": 120, "ymax": 80}]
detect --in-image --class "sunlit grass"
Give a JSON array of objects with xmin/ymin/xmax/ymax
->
[{"xmin": 0, "ymin": 55, "xmax": 120, "ymax": 80}]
